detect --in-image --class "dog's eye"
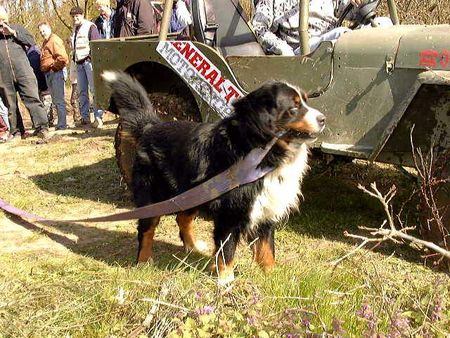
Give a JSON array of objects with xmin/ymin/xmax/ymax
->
[{"xmin": 285, "ymin": 108, "xmax": 299, "ymax": 117}]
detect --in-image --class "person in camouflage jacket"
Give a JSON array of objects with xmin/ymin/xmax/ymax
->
[{"xmin": 252, "ymin": 0, "xmax": 362, "ymax": 55}]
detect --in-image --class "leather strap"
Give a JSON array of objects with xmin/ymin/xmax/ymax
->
[
  {"xmin": 0, "ymin": 138, "xmax": 278, "ymax": 225},
  {"xmin": 203, "ymin": 0, "xmax": 218, "ymax": 46}
]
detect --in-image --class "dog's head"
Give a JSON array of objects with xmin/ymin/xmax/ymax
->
[{"xmin": 233, "ymin": 81, "xmax": 325, "ymax": 143}]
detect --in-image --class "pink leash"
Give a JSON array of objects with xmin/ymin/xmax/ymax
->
[{"xmin": 0, "ymin": 138, "xmax": 277, "ymax": 225}]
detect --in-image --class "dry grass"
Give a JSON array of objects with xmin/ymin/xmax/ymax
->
[
  {"xmin": 0, "ymin": 121, "xmax": 449, "ymax": 337},
  {"xmin": 383, "ymin": 0, "xmax": 450, "ymax": 24}
]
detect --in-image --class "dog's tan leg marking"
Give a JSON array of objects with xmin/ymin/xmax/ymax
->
[
  {"xmin": 137, "ymin": 217, "xmax": 160, "ymax": 263},
  {"xmin": 253, "ymin": 239, "xmax": 275, "ymax": 272},
  {"xmin": 176, "ymin": 211, "xmax": 199, "ymax": 252}
]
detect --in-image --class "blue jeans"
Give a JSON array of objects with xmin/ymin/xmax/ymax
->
[
  {"xmin": 45, "ymin": 70, "xmax": 67, "ymax": 129},
  {"xmin": 0, "ymin": 96, "xmax": 9, "ymax": 130},
  {"xmin": 76, "ymin": 60, "xmax": 102, "ymax": 120}
]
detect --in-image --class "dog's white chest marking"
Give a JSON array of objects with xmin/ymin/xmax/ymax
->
[{"xmin": 249, "ymin": 144, "xmax": 309, "ymax": 229}]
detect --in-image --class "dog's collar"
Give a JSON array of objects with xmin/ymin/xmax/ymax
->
[{"xmin": 0, "ymin": 138, "xmax": 278, "ymax": 225}]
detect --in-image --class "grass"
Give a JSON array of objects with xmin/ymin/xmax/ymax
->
[{"xmin": 0, "ymin": 122, "xmax": 449, "ymax": 337}]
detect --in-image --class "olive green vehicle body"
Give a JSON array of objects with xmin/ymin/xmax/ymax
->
[{"xmin": 91, "ymin": 23, "xmax": 450, "ymax": 167}]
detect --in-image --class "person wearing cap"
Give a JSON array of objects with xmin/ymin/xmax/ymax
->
[
  {"xmin": 94, "ymin": 0, "xmax": 116, "ymax": 39},
  {"xmin": 114, "ymin": 0, "xmax": 155, "ymax": 37},
  {"xmin": 0, "ymin": 6, "xmax": 50, "ymax": 140},
  {"xmin": 70, "ymin": 6, "xmax": 103, "ymax": 128},
  {"xmin": 39, "ymin": 21, "xmax": 69, "ymax": 130}
]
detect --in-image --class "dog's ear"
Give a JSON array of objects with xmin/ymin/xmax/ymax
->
[
  {"xmin": 232, "ymin": 86, "xmax": 278, "ymax": 135},
  {"xmin": 232, "ymin": 95, "xmax": 253, "ymax": 115}
]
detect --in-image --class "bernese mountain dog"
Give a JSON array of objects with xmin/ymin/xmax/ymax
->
[{"xmin": 103, "ymin": 72, "xmax": 325, "ymax": 285}]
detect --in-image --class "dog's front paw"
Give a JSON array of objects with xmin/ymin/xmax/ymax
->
[
  {"xmin": 217, "ymin": 270, "xmax": 235, "ymax": 287},
  {"xmin": 194, "ymin": 239, "xmax": 209, "ymax": 253},
  {"xmin": 184, "ymin": 239, "xmax": 209, "ymax": 253},
  {"xmin": 136, "ymin": 257, "xmax": 154, "ymax": 266}
]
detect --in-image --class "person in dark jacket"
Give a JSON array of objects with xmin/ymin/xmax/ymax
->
[
  {"xmin": 26, "ymin": 45, "xmax": 48, "ymax": 94},
  {"xmin": 26, "ymin": 45, "xmax": 54, "ymax": 127},
  {"xmin": 114, "ymin": 0, "xmax": 154, "ymax": 37},
  {"xmin": 0, "ymin": 6, "xmax": 49, "ymax": 139}
]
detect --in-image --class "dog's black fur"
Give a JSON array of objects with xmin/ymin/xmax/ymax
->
[{"xmin": 105, "ymin": 72, "xmax": 325, "ymax": 283}]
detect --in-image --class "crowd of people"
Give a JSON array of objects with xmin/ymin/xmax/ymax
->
[
  {"xmin": 0, "ymin": 0, "xmax": 391, "ymax": 144},
  {"xmin": 0, "ymin": 0, "xmax": 193, "ymax": 144}
]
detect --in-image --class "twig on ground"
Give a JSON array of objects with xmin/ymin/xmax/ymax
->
[
  {"xmin": 141, "ymin": 297, "xmax": 188, "ymax": 312},
  {"xmin": 410, "ymin": 126, "xmax": 449, "ymax": 253},
  {"xmin": 333, "ymin": 126, "xmax": 450, "ymax": 266},
  {"xmin": 171, "ymin": 252, "xmax": 211, "ymax": 278},
  {"xmin": 331, "ymin": 182, "xmax": 450, "ymax": 267}
]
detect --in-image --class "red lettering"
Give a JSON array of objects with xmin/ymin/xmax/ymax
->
[
  {"xmin": 418, "ymin": 49, "xmax": 439, "ymax": 68},
  {"xmin": 180, "ymin": 43, "xmax": 195, "ymax": 60},
  {"xmin": 205, "ymin": 69, "xmax": 218, "ymax": 86},
  {"xmin": 196, "ymin": 59, "xmax": 211, "ymax": 76},
  {"xmin": 440, "ymin": 50, "xmax": 449, "ymax": 68},
  {"xmin": 189, "ymin": 52, "xmax": 203, "ymax": 67},
  {"xmin": 213, "ymin": 77, "xmax": 225, "ymax": 94},
  {"xmin": 224, "ymin": 86, "xmax": 241, "ymax": 104},
  {"xmin": 172, "ymin": 41, "xmax": 183, "ymax": 51}
]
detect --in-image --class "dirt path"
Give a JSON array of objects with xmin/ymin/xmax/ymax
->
[{"xmin": 0, "ymin": 118, "xmax": 120, "ymax": 256}]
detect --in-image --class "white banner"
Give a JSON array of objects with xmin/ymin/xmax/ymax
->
[{"xmin": 157, "ymin": 41, "xmax": 243, "ymax": 118}]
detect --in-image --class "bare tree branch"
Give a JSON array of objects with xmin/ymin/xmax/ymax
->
[
  {"xmin": 410, "ymin": 127, "xmax": 449, "ymax": 250},
  {"xmin": 50, "ymin": 0, "xmax": 72, "ymax": 31},
  {"xmin": 331, "ymin": 182, "xmax": 450, "ymax": 267}
]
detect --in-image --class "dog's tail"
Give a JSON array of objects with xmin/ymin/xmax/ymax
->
[{"xmin": 102, "ymin": 71, "xmax": 159, "ymax": 139}]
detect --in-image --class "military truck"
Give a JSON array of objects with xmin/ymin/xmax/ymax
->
[{"xmin": 91, "ymin": 0, "xmax": 449, "ymax": 246}]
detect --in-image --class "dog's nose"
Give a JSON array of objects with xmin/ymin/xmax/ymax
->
[{"xmin": 317, "ymin": 114, "xmax": 326, "ymax": 127}]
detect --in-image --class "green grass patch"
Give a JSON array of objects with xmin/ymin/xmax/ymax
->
[{"xmin": 0, "ymin": 126, "xmax": 448, "ymax": 337}]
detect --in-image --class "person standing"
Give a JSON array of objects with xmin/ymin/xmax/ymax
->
[
  {"xmin": 38, "ymin": 22, "xmax": 69, "ymax": 130},
  {"xmin": 0, "ymin": 6, "xmax": 49, "ymax": 139},
  {"xmin": 70, "ymin": 6, "xmax": 102, "ymax": 128},
  {"xmin": 94, "ymin": 0, "xmax": 116, "ymax": 39},
  {"xmin": 0, "ymin": 95, "xmax": 10, "ymax": 142},
  {"xmin": 169, "ymin": 0, "xmax": 192, "ymax": 36},
  {"xmin": 114, "ymin": 0, "xmax": 155, "ymax": 38},
  {"xmin": 68, "ymin": 58, "xmax": 81, "ymax": 124},
  {"xmin": 64, "ymin": 37, "xmax": 81, "ymax": 125},
  {"xmin": 27, "ymin": 44, "xmax": 54, "ymax": 127}
]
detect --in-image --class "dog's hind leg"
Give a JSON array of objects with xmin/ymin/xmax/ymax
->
[
  {"xmin": 248, "ymin": 223, "xmax": 275, "ymax": 272},
  {"xmin": 137, "ymin": 217, "xmax": 160, "ymax": 264},
  {"xmin": 176, "ymin": 210, "xmax": 207, "ymax": 252}
]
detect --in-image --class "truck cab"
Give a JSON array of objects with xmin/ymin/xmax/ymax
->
[{"xmin": 92, "ymin": 0, "xmax": 450, "ymax": 167}]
